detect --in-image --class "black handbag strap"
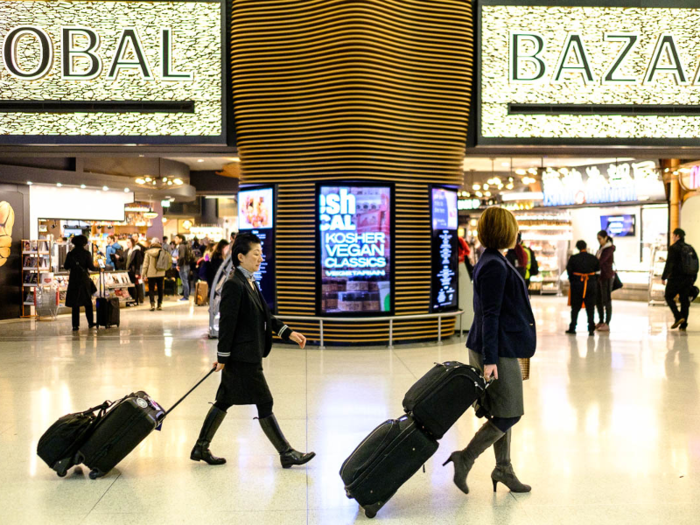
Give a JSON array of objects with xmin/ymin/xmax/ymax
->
[{"xmin": 164, "ymin": 366, "xmax": 217, "ymax": 418}]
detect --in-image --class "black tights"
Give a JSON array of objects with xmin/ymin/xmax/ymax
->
[
  {"xmin": 490, "ymin": 416, "xmax": 520, "ymax": 433},
  {"xmin": 214, "ymin": 400, "xmax": 273, "ymax": 419}
]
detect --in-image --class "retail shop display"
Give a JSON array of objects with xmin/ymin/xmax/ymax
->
[
  {"xmin": 517, "ymin": 214, "xmax": 571, "ymax": 295},
  {"xmin": 649, "ymin": 244, "xmax": 668, "ymax": 305},
  {"xmin": 21, "ymin": 239, "xmax": 51, "ymax": 317}
]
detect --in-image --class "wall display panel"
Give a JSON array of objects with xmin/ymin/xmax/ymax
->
[
  {"xmin": 480, "ymin": 1, "xmax": 700, "ymax": 145},
  {"xmin": 601, "ymin": 214, "xmax": 636, "ymax": 237},
  {"xmin": 431, "ymin": 187, "xmax": 458, "ymax": 312},
  {"xmin": 238, "ymin": 186, "xmax": 275, "ymax": 311},
  {"xmin": 0, "ymin": 0, "xmax": 224, "ymax": 144},
  {"xmin": 318, "ymin": 185, "xmax": 392, "ymax": 315}
]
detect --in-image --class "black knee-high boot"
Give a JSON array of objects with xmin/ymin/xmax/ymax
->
[
  {"xmin": 258, "ymin": 414, "xmax": 316, "ymax": 468},
  {"xmin": 491, "ymin": 429, "xmax": 531, "ymax": 492},
  {"xmin": 443, "ymin": 421, "xmax": 504, "ymax": 494},
  {"xmin": 190, "ymin": 406, "xmax": 227, "ymax": 465}
]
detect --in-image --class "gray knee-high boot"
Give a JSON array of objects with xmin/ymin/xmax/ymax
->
[
  {"xmin": 258, "ymin": 414, "xmax": 316, "ymax": 468},
  {"xmin": 491, "ymin": 429, "xmax": 531, "ymax": 492},
  {"xmin": 190, "ymin": 406, "xmax": 227, "ymax": 465},
  {"xmin": 443, "ymin": 421, "xmax": 504, "ymax": 494}
]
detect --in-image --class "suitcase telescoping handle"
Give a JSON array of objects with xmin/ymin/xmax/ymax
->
[{"xmin": 163, "ymin": 366, "xmax": 217, "ymax": 418}]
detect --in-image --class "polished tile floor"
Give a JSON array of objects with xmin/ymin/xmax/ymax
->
[{"xmin": 0, "ymin": 297, "xmax": 698, "ymax": 524}]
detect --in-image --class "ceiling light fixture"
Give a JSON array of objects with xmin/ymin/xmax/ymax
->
[
  {"xmin": 103, "ymin": 186, "xmax": 109, "ymax": 191},
  {"xmin": 27, "ymin": 181, "xmax": 33, "ymax": 185},
  {"xmin": 197, "ymin": 159, "xmax": 204, "ymax": 163},
  {"xmin": 80, "ymin": 184, "xmax": 86, "ymax": 189},
  {"xmin": 57, "ymin": 183, "xmax": 62, "ymax": 187}
]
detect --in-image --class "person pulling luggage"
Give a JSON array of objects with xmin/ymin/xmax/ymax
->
[
  {"xmin": 565, "ymin": 240, "xmax": 600, "ymax": 336},
  {"xmin": 443, "ymin": 206, "xmax": 535, "ymax": 495},
  {"xmin": 191, "ymin": 232, "xmax": 315, "ymax": 468},
  {"xmin": 663, "ymin": 228, "xmax": 699, "ymax": 331}
]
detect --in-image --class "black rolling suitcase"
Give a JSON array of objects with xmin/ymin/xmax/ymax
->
[
  {"xmin": 96, "ymin": 273, "xmax": 120, "ymax": 328},
  {"xmin": 96, "ymin": 297, "xmax": 120, "ymax": 328},
  {"xmin": 340, "ymin": 415, "xmax": 438, "ymax": 518},
  {"xmin": 77, "ymin": 391, "xmax": 164, "ymax": 479},
  {"xmin": 402, "ymin": 361, "xmax": 486, "ymax": 439}
]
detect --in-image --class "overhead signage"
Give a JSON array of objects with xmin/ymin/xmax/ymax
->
[
  {"xmin": 431, "ymin": 187, "xmax": 458, "ymax": 312},
  {"xmin": 542, "ymin": 161, "xmax": 665, "ymax": 207},
  {"xmin": 318, "ymin": 185, "xmax": 392, "ymax": 314},
  {"xmin": 480, "ymin": 2, "xmax": 700, "ymax": 145},
  {"xmin": 0, "ymin": 0, "xmax": 224, "ymax": 144}
]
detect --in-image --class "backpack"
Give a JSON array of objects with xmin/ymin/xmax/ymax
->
[
  {"xmin": 155, "ymin": 248, "xmax": 173, "ymax": 272},
  {"xmin": 184, "ymin": 244, "xmax": 196, "ymax": 266},
  {"xmin": 681, "ymin": 243, "xmax": 699, "ymax": 276},
  {"xmin": 112, "ymin": 247, "xmax": 125, "ymax": 270},
  {"xmin": 528, "ymin": 247, "xmax": 539, "ymax": 276}
]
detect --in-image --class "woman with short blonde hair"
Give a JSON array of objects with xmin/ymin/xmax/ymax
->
[{"xmin": 444, "ymin": 206, "xmax": 536, "ymax": 495}]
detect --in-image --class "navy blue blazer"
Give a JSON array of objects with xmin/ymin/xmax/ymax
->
[{"xmin": 466, "ymin": 248, "xmax": 537, "ymax": 365}]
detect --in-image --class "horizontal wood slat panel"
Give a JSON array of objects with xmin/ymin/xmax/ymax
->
[{"xmin": 233, "ymin": 0, "xmax": 471, "ymax": 342}]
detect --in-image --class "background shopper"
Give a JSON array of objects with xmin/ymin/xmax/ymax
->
[
  {"xmin": 566, "ymin": 240, "xmax": 600, "ymax": 336},
  {"xmin": 206, "ymin": 239, "xmax": 230, "ymax": 290},
  {"xmin": 175, "ymin": 235, "xmax": 192, "ymax": 302},
  {"xmin": 64, "ymin": 235, "xmax": 96, "ymax": 331},
  {"xmin": 663, "ymin": 228, "xmax": 698, "ymax": 331},
  {"xmin": 595, "ymin": 230, "xmax": 616, "ymax": 331},
  {"xmin": 105, "ymin": 235, "xmax": 124, "ymax": 270},
  {"xmin": 125, "ymin": 237, "xmax": 144, "ymax": 305},
  {"xmin": 191, "ymin": 232, "xmax": 315, "ymax": 468},
  {"xmin": 142, "ymin": 238, "xmax": 169, "ymax": 311},
  {"xmin": 444, "ymin": 207, "xmax": 534, "ymax": 495}
]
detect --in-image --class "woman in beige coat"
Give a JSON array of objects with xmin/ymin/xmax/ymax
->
[{"xmin": 142, "ymin": 238, "xmax": 169, "ymax": 311}]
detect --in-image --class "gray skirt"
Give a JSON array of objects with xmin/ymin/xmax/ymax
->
[{"xmin": 469, "ymin": 350, "xmax": 524, "ymax": 418}]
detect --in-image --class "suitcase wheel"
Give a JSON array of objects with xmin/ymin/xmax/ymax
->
[
  {"xmin": 363, "ymin": 502, "xmax": 383, "ymax": 519},
  {"xmin": 106, "ymin": 324, "xmax": 111, "ymax": 329},
  {"xmin": 57, "ymin": 471, "xmax": 67, "ymax": 478},
  {"xmin": 89, "ymin": 469, "xmax": 101, "ymax": 480}
]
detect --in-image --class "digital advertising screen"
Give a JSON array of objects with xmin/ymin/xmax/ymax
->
[
  {"xmin": 237, "ymin": 186, "xmax": 275, "ymax": 311},
  {"xmin": 0, "ymin": 0, "xmax": 225, "ymax": 144},
  {"xmin": 479, "ymin": 1, "xmax": 700, "ymax": 146},
  {"xmin": 239, "ymin": 187, "xmax": 274, "ymax": 230},
  {"xmin": 601, "ymin": 214, "xmax": 636, "ymax": 237},
  {"xmin": 431, "ymin": 187, "xmax": 459, "ymax": 312},
  {"xmin": 318, "ymin": 185, "xmax": 392, "ymax": 315}
]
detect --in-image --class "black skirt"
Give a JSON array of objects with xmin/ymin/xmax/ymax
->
[{"xmin": 215, "ymin": 360, "xmax": 272, "ymax": 406}]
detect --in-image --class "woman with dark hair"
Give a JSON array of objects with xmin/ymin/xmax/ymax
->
[
  {"xmin": 64, "ymin": 235, "xmax": 96, "ymax": 332},
  {"xmin": 191, "ymin": 232, "xmax": 315, "ymax": 468},
  {"xmin": 205, "ymin": 239, "xmax": 229, "ymax": 290},
  {"xmin": 125, "ymin": 237, "xmax": 144, "ymax": 305},
  {"xmin": 595, "ymin": 230, "xmax": 616, "ymax": 331},
  {"xmin": 444, "ymin": 207, "xmax": 535, "ymax": 495}
]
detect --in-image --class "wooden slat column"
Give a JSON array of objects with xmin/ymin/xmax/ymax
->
[{"xmin": 231, "ymin": 0, "xmax": 473, "ymax": 344}]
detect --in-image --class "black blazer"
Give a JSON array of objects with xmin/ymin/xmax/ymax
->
[
  {"xmin": 64, "ymin": 247, "xmax": 96, "ymax": 308},
  {"xmin": 217, "ymin": 269, "xmax": 291, "ymax": 364},
  {"xmin": 466, "ymin": 248, "xmax": 536, "ymax": 365}
]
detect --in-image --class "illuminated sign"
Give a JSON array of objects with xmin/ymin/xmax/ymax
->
[
  {"xmin": 542, "ymin": 161, "xmax": 665, "ymax": 207},
  {"xmin": 319, "ymin": 185, "xmax": 392, "ymax": 314},
  {"xmin": 682, "ymin": 165, "xmax": 700, "ymax": 190},
  {"xmin": 431, "ymin": 187, "xmax": 458, "ymax": 312},
  {"xmin": 458, "ymin": 198, "xmax": 482, "ymax": 211},
  {"xmin": 480, "ymin": 3, "xmax": 700, "ymax": 144},
  {"xmin": 0, "ymin": 0, "xmax": 223, "ymax": 143},
  {"xmin": 238, "ymin": 186, "xmax": 275, "ymax": 310}
]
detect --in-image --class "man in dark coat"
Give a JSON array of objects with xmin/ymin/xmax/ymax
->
[
  {"xmin": 190, "ymin": 232, "xmax": 315, "ymax": 469},
  {"xmin": 566, "ymin": 240, "xmax": 600, "ymax": 336},
  {"xmin": 64, "ymin": 235, "xmax": 96, "ymax": 331},
  {"xmin": 663, "ymin": 228, "xmax": 698, "ymax": 331}
]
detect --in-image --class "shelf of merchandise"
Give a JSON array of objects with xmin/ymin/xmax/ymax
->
[
  {"xmin": 52, "ymin": 271, "xmax": 134, "ymax": 309},
  {"xmin": 648, "ymin": 244, "xmax": 668, "ymax": 305},
  {"xmin": 516, "ymin": 213, "xmax": 572, "ymax": 296},
  {"xmin": 21, "ymin": 240, "xmax": 52, "ymax": 318}
]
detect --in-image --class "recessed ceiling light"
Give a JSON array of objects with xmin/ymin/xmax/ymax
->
[
  {"xmin": 124, "ymin": 188, "xmax": 130, "ymax": 192},
  {"xmin": 27, "ymin": 181, "xmax": 33, "ymax": 185},
  {"xmin": 80, "ymin": 184, "xmax": 86, "ymax": 189},
  {"xmin": 197, "ymin": 159, "xmax": 204, "ymax": 163},
  {"xmin": 57, "ymin": 183, "xmax": 62, "ymax": 187},
  {"xmin": 501, "ymin": 162, "xmax": 510, "ymax": 167},
  {"xmin": 103, "ymin": 186, "xmax": 109, "ymax": 191}
]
